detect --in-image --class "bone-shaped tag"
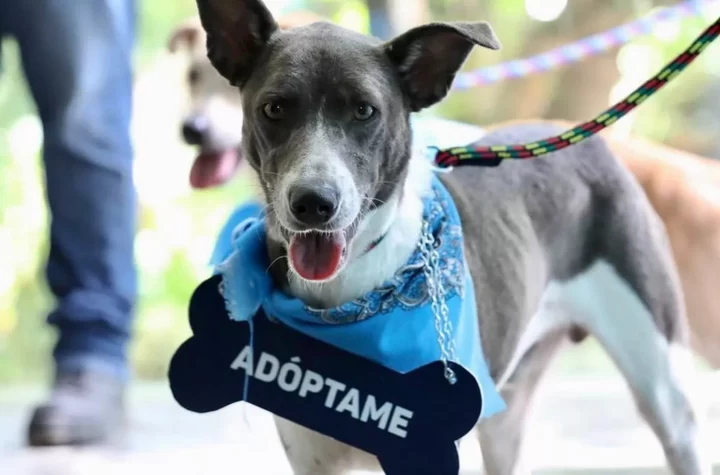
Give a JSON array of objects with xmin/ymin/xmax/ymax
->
[{"xmin": 169, "ymin": 275, "xmax": 483, "ymax": 475}]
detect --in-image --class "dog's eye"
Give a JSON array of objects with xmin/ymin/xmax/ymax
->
[
  {"xmin": 262, "ymin": 101, "xmax": 285, "ymax": 121},
  {"xmin": 353, "ymin": 103, "xmax": 376, "ymax": 121},
  {"xmin": 188, "ymin": 67, "xmax": 200, "ymax": 86}
]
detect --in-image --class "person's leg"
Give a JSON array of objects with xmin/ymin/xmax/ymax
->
[
  {"xmin": 6, "ymin": 0, "xmax": 136, "ymax": 445},
  {"xmin": 0, "ymin": 2, "xmax": 9, "ymax": 74}
]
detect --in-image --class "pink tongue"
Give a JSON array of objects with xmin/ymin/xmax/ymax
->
[
  {"xmin": 189, "ymin": 150, "xmax": 240, "ymax": 189},
  {"xmin": 289, "ymin": 232, "xmax": 346, "ymax": 281}
]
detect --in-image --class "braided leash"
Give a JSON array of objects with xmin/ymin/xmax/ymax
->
[
  {"xmin": 453, "ymin": 0, "xmax": 717, "ymax": 89},
  {"xmin": 434, "ymin": 16, "xmax": 720, "ymax": 169}
]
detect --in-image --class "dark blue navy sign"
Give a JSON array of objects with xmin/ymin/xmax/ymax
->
[{"xmin": 169, "ymin": 275, "xmax": 483, "ymax": 475}]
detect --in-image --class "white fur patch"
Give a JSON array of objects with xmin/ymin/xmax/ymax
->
[
  {"xmin": 288, "ymin": 149, "xmax": 433, "ymax": 308},
  {"xmin": 278, "ymin": 123, "xmax": 360, "ymax": 236},
  {"xmin": 502, "ymin": 260, "xmax": 710, "ymax": 474}
]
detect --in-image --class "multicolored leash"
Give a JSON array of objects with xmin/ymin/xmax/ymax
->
[
  {"xmin": 434, "ymin": 15, "xmax": 720, "ymax": 169},
  {"xmin": 453, "ymin": 0, "xmax": 717, "ymax": 89}
]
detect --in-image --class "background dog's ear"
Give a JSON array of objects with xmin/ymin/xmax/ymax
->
[
  {"xmin": 195, "ymin": 0, "xmax": 278, "ymax": 86},
  {"xmin": 167, "ymin": 21, "xmax": 203, "ymax": 53},
  {"xmin": 385, "ymin": 22, "xmax": 500, "ymax": 111},
  {"xmin": 276, "ymin": 10, "xmax": 326, "ymax": 29}
]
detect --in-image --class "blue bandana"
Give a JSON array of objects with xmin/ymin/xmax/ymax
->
[
  {"xmin": 209, "ymin": 117, "xmax": 505, "ymax": 420},
  {"xmin": 210, "ymin": 116, "xmax": 484, "ymax": 265}
]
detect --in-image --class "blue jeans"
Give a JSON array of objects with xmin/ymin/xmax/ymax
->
[{"xmin": 0, "ymin": 0, "xmax": 137, "ymax": 380}]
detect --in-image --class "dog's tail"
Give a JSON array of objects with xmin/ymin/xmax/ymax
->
[{"xmin": 596, "ymin": 145, "xmax": 689, "ymax": 345}]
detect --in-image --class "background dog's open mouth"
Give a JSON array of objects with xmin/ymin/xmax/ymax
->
[
  {"xmin": 288, "ymin": 231, "xmax": 347, "ymax": 281},
  {"xmin": 189, "ymin": 150, "xmax": 240, "ymax": 189}
]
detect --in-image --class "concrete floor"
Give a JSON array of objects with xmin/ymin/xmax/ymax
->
[{"xmin": 2, "ymin": 369, "xmax": 719, "ymax": 475}]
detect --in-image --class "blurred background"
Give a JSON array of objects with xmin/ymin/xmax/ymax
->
[
  {"xmin": 2, "ymin": 0, "xmax": 719, "ymax": 384},
  {"xmin": 1, "ymin": 0, "xmax": 719, "ymax": 473}
]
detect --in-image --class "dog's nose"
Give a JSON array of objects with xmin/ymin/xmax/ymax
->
[
  {"xmin": 181, "ymin": 116, "xmax": 207, "ymax": 145},
  {"xmin": 289, "ymin": 186, "xmax": 340, "ymax": 227}
]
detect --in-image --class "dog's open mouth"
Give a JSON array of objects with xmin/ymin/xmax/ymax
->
[
  {"xmin": 189, "ymin": 149, "xmax": 241, "ymax": 189},
  {"xmin": 288, "ymin": 231, "xmax": 347, "ymax": 281}
]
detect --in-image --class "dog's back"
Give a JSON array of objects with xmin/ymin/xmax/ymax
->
[{"xmin": 441, "ymin": 123, "xmax": 686, "ymax": 375}]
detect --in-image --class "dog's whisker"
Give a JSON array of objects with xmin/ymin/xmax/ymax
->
[
  {"xmin": 362, "ymin": 196, "xmax": 388, "ymax": 209},
  {"xmin": 261, "ymin": 202, "xmax": 276, "ymax": 215},
  {"xmin": 376, "ymin": 180, "xmax": 401, "ymax": 187},
  {"xmin": 266, "ymin": 254, "xmax": 288, "ymax": 274}
]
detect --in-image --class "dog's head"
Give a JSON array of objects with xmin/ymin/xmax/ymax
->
[
  {"xmin": 168, "ymin": 11, "xmax": 326, "ymax": 188},
  {"xmin": 195, "ymin": 0, "xmax": 500, "ymax": 282}
]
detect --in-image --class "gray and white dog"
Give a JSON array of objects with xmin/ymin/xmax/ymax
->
[{"xmin": 193, "ymin": 0, "xmax": 709, "ymax": 473}]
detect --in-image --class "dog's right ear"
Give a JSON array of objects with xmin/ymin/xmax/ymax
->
[{"xmin": 195, "ymin": 0, "xmax": 278, "ymax": 86}]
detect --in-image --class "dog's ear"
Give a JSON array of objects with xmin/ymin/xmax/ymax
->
[
  {"xmin": 195, "ymin": 0, "xmax": 278, "ymax": 86},
  {"xmin": 167, "ymin": 20, "xmax": 203, "ymax": 53},
  {"xmin": 385, "ymin": 22, "xmax": 500, "ymax": 111},
  {"xmin": 276, "ymin": 10, "xmax": 325, "ymax": 30}
]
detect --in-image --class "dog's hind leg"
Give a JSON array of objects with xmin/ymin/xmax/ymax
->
[
  {"xmin": 560, "ymin": 261, "xmax": 710, "ymax": 475},
  {"xmin": 477, "ymin": 326, "xmax": 568, "ymax": 475},
  {"xmin": 563, "ymin": 176, "xmax": 711, "ymax": 475}
]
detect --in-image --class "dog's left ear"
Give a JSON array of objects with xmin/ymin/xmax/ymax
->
[
  {"xmin": 167, "ymin": 22, "xmax": 203, "ymax": 53},
  {"xmin": 195, "ymin": 0, "xmax": 279, "ymax": 86},
  {"xmin": 385, "ymin": 22, "xmax": 500, "ymax": 111}
]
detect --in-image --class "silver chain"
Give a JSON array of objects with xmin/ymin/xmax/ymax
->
[
  {"xmin": 418, "ymin": 220, "xmax": 458, "ymax": 385},
  {"xmin": 219, "ymin": 220, "xmax": 458, "ymax": 383}
]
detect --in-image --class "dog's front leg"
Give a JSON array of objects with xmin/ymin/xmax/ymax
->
[
  {"xmin": 476, "ymin": 328, "xmax": 567, "ymax": 475},
  {"xmin": 274, "ymin": 417, "xmax": 379, "ymax": 475}
]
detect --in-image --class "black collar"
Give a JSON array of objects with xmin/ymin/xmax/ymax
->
[{"xmin": 361, "ymin": 230, "xmax": 389, "ymax": 257}]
